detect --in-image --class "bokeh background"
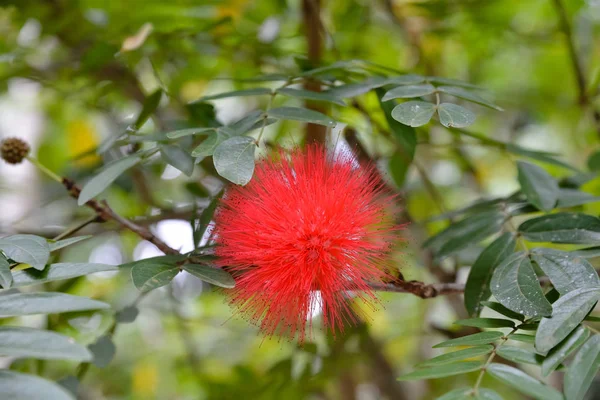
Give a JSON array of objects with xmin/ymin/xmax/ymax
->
[{"xmin": 1, "ymin": 0, "xmax": 600, "ymax": 399}]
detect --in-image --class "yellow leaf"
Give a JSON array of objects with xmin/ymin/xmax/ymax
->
[{"xmin": 66, "ymin": 119, "xmax": 101, "ymax": 167}]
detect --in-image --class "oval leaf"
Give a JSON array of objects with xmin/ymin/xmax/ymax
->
[
  {"xmin": 418, "ymin": 345, "xmax": 493, "ymax": 367},
  {"xmin": 496, "ymin": 346, "xmax": 542, "ymax": 365},
  {"xmin": 433, "ymin": 331, "xmax": 504, "ymax": 348},
  {"xmin": 564, "ymin": 335, "xmax": 600, "ymax": 400},
  {"xmin": 160, "ymin": 144, "xmax": 195, "ymax": 176},
  {"xmin": 519, "ymin": 213, "xmax": 600, "ymax": 244},
  {"xmin": 490, "ymin": 252, "xmax": 553, "ymax": 317},
  {"xmin": 0, "ymin": 234, "xmax": 50, "ymax": 271},
  {"xmin": 11, "ymin": 263, "xmax": 117, "ymax": 288},
  {"xmin": 531, "ymin": 248, "xmax": 600, "ymax": 295},
  {"xmin": 0, "ymin": 371, "xmax": 74, "ymax": 400},
  {"xmin": 88, "ymin": 335, "xmax": 116, "ymax": 368},
  {"xmin": 535, "ymin": 287, "xmax": 600, "ymax": 354},
  {"xmin": 382, "ymin": 84, "xmax": 436, "ymax": 101},
  {"xmin": 455, "ymin": 318, "xmax": 515, "ymax": 329},
  {"xmin": 437, "ymin": 86, "xmax": 503, "ymax": 111},
  {"xmin": 78, "ymin": 156, "xmax": 141, "ymax": 205},
  {"xmin": 276, "ymin": 88, "xmax": 346, "ymax": 106},
  {"xmin": 0, "ymin": 326, "xmax": 92, "ymax": 361},
  {"xmin": 182, "ymin": 264, "xmax": 235, "ymax": 288},
  {"xmin": 0, "ymin": 292, "xmax": 109, "ymax": 317},
  {"xmin": 391, "ymin": 101, "xmax": 435, "ymax": 127},
  {"xmin": 517, "ymin": 161, "xmax": 559, "ymax": 211},
  {"xmin": 437, "ymin": 103, "xmax": 475, "ymax": 128},
  {"xmin": 487, "ymin": 363, "xmax": 563, "ymax": 400},
  {"xmin": 131, "ymin": 261, "xmax": 179, "ymax": 292},
  {"xmin": 542, "ymin": 325, "xmax": 590, "ymax": 376},
  {"xmin": 397, "ymin": 361, "xmax": 483, "ymax": 381},
  {"xmin": 267, "ymin": 107, "xmax": 336, "ymax": 127},
  {"xmin": 213, "ymin": 136, "xmax": 256, "ymax": 185}
]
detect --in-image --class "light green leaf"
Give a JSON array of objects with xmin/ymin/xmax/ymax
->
[
  {"xmin": 418, "ymin": 345, "xmax": 493, "ymax": 367},
  {"xmin": 490, "ymin": 252, "xmax": 552, "ymax": 317},
  {"xmin": 556, "ymin": 189, "xmax": 600, "ymax": 208},
  {"xmin": 433, "ymin": 331, "xmax": 505, "ymax": 348},
  {"xmin": 0, "ymin": 292, "xmax": 109, "ymax": 317},
  {"xmin": 191, "ymin": 131, "xmax": 231, "ymax": 157},
  {"xmin": 437, "ymin": 86, "xmax": 503, "ymax": 111},
  {"xmin": 465, "ymin": 233, "xmax": 516, "ymax": 316},
  {"xmin": 213, "ymin": 136, "xmax": 256, "ymax": 185},
  {"xmin": 481, "ymin": 301, "xmax": 525, "ymax": 321},
  {"xmin": 381, "ymin": 84, "xmax": 436, "ymax": 101},
  {"xmin": 391, "ymin": 101, "xmax": 435, "ymax": 127},
  {"xmin": 519, "ymin": 213, "xmax": 600, "ymax": 244},
  {"xmin": 0, "ymin": 371, "xmax": 74, "ymax": 400},
  {"xmin": 0, "ymin": 234, "xmax": 50, "ymax": 271},
  {"xmin": 397, "ymin": 361, "xmax": 483, "ymax": 380},
  {"xmin": 496, "ymin": 346, "xmax": 542, "ymax": 365},
  {"xmin": 49, "ymin": 236, "xmax": 92, "ymax": 252},
  {"xmin": 194, "ymin": 88, "xmax": 272, "ymax": 102},
  {"xmin": 133, "ymin": 89, "xmax": 162, "ymax": 130},
  {"xmin": 131, "ymin": 261, "xmax": 179, "ymax": 292},
  {"xmin": 517, "ymin": 161, "xmax": 559, "ymax": 211},
  {"xmin": 11, "ymin": 263, "xmax": 117, "ymax": 288},
  {"xmin": 160, "ymin": 144, "xmax": 195, "ymax": 176},
  {"xmin": 509, "ymin": 334, "xmax": 536, "ymax": 344},
  {"xmin": 530, "ymin": 248, "xmax": 600, "ymax": 295},
  {"xmin": 78, "ymin": 156, "xmax": 141, "ymax": 205},
  {"xmin": 267, "ymin": 107, "xmax": 336, "ymax": 127},
  {"xmin": 165, "ymin": 127, "xmax": 215, "ymax": 139},
  {"xmin": 455, "ymin": 318, "xmax": 515, "ymax": 329},
  {"xmin": 535, "ymin": 288, "xmax": 600, "ymax": 354},
  {"xmin": 506, "ymin": 144, "xmax": 578, "ymax": 171},
  {"xmin": 542, "ymin": 325, "xmax": 589, "ymax": 376},
  {"xmin": 0, "ymin": 255, "xmax": 11, "ymax": 288},
  {"xmin": 436, "ymin": 388, "xmax": 503, "ymax": 400},
  {"xmin": 564, "ymin": 335, "xmax": 600, "ymax": 400},
  {"xmin": 487, "ymin": 363, "xmax": 563, "ymax": 400},
  {"xmin": 0, "ymin": 326, "xmax": 92, "ymax": 361},
  {"xmin": 276, "ymin": 88, "xmax": 346, "ymax": 106},
  {"xmin": 88, "ymin": 335, "xmax": 116, "ymax": 368},
  {"xmin": 437, "ymin": 103, "xmax": 476, "ymax": 128},
  {"xmin": 183, "ymin": 264, "xmax": 235, "ymax": 288}
]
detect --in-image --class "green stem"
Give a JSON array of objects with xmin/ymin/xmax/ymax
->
[
  {"xmin": 256, "ymin": 92, "xmax": 276, "ymax": 145},
  {"xmin": 53, "ymin": 214, "xmax": 99, "ymax": 241},
  {"xmin": 27, "ymin": 156, "xmax": 63, "ymax": 183}
]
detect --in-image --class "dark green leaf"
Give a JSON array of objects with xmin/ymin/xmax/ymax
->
[
  {"xmin": 49, "ymin": 236, "xmax": 92, "ymax": 252},
  {"xmin": 455, "ymin": 318, "xmax": 515, "ymax": 328},
  {"xmin": 88, "ymin": 335, "xmax": 116, "ymax": 368},
  {"xmin": 381, "ymin": 84, "xmax": 436, "ymax": 101},
  {"xmin": 490, "ymin": 252, "xmax": 553, "ymax": 317},
  {"xmin": 191, "ymin": 131, "xmax": 231, "ymax": 157},
  {"xmin": 267, "ymin": 107, "xmax": 336, "ymax": 127},
  {"xmin": 165, "ymin": 127, "xmax": 215, "ymax": 139},
  {"xmin": 397, "ymin": 361, "xmax": 483, "ymax": 380},
  {"xmin": 0, "ymin": 326, "xmax": 92, "ymax": 361},
  {"xmin": 197, "ymin": 191, "xmax": 222, "ymax": 242},
  {"xmin": 427, "ymin": 76, "xmax": 482, "ymax": 88},
  {"xmin": 131, "ymin": 261, "xmax": 179, "ymax": 292},
  {"xmin": 586, "ymin": 150, "xmax": 600, "ymax": 171},
  {"xmin": 183, "ymin": 264, "xmax": 235, "ymax": 288},
  {"xmin": 564, "ymin": 335, "xmax": 600, "ymax": 400},
  {"xmin": 194, "ymin": 88, "xmax": 272, "ymax": 102},
  {"xmin": 437, "ymin": 86, "xmax": 503, "ymax": 111},
  {"xmin": 0, "ymin": 255, "xmax": 11, "ymax": 288},
  {"xmin": 228, "ymin": 110, "xmax": 266, "ymax": 135},
  {"xmin": 519, "ymin": 213, "xmax": 600, "ymax": 244},
  {"xmin": 542, "ymin": 325, "xmax": 589, "ymax": 376},
  {"xmin": 115, "ymin": 305, "xmax": 139, "ymax": 323},
  {"xmin": 78, "ymin": 156, "xmax": 141, "ymax": 205},
  {"xmin": 57, "ymin": 376, "xmax": 79, "ymax": 397},
  {"xmin": 509, "ymin": 334, "xmax": 536, "ymax": 344},
  {"xmin": 391, "ymin": 101, "xmax": 435, "ymax": 127},
  {"xmin": 517, "ymin": 161, "xmax": 558, "ymax": 211},
  {"xmin": 481, "ymin": 301, "xmax": 525, "ymax": 321},
  {"xmin": 556, "ymin": 189, "xmax": 600, "ymax": 208},
  {"xmin": 0, "ymin": 234, "xmax": 50, "ymax": 271},
  {"xmin": 433, "ymin": 331, "xmax": 504, "ymax": 348},
  {"xmin": 567, "ymin": 246, "xmax": 600, "ymax": 258},
  {"xmin": 535, "ymin": 287, "xmax": 600, "ymax": 354},
  {"xmin": 11, "ymin": 263, "xmax": 117, "ymax": 288},
  {"xmin": 160, "ymin": 144, "xmax": 195, "ymax": 176},
  {"xmin": 418, "ymin": 345, "xmax": 493, "ymax": 367},
  {"xmin": 496, "ymin": 346, "xmax": 542, "ymax": 365},
  {"xmin": 0, "ymin": 292, "xmax": 109, "ymax": 317},
  {"xmin": 133, "ymin": 89, "xmax": 162, "ymax": 130},
  {"xmin": 506, "ymin": 144, "xmax": 578, "ymax": 171},
  {"xmin": 487, "ymin": 363, "xmax": 563, "ymax": 400},
  {"xmin": 213, "ymin": 136, "xmax": 256, "ymax": 185},
  {"xmin": 465, "ymin": 233, "xmax": 516, "ymax": 316},
  {"xmin": 437, "ymin": 103, "xmax": 475, "ymax": 128},
  {"xmin": 530, "ymin": 248, "xmax": 600, "ymax": 295},
  {"xmin": 0, "ymin": 371, "xmax": 74, "ymax": 400},
  {"xmin": 276, "ymin": 88, "xmax": 346, "ymax": 105}
]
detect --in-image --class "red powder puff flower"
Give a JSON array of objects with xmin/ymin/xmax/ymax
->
[{"xmin": 214, "ymin": 145, "xmax": 399, "ymax": 341}]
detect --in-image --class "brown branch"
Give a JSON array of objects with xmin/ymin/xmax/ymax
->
[{"xmin": 368, "ymin": 281, "xmax": 464, "ymax": 298}]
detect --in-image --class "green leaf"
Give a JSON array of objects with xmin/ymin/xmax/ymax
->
[
  {"xmin": 564, "ymin": 335, "xmax": 600, "ymax": 400},
  {"xmin": 213, "ymin": 136, "xmax": 256, "ymax": 185},
  {"xmin": 542, "ymin": 325, "xmax": 589, "ymax": 376},
  {"xmin": 391, "ymin": 101, "xmax": 435, "ymax": 127},
  {"xmin": 0, "ymin": 234, "xmax": 50, "ymax": 271},
  {"xmin": 196, "ymin": 191, "xmax": 222, "ymax": 243},
  {"xmin": 131, "ymin": 261, "xmax": 179, "ymax": 292},
  {"xmin": 455, "ymin": 318, "xmax": 515, "ymax": 329},
  {"xmin": 418, "ymin": 345, "xmax": 493, "ymax": 367},
  {"xmin": 267, "ymin": 107, "xmax": 337, "ymax": 127},
  {"xmin": 183, "ymin": 264, "xmax": 235, "ymax": 288},
  {"xmin": 49, "ymin": 236, "xmax": 92, "ymax": 252},
  {"xmin": 0, "ymin": 326, "xmax": 92, "ymax": 361},
  {"xmin": 160, "ymin": 144, "xmax": 195, "ymax": 176},
  {"xmin": 509, "ymin": 334, "xmax": 536, "ymax": 344},
  {"xmin": 437, "ymin": 388, "xmax": 503, "ymax": 400},
  {"xmin": 487, "ymin": 363, "xmax": 563, "ymax": 400},
  {"xmin": 194, "ymin": 88, "xmax": 272, "ymax": 102},
  {"xmin": 381, "ymin": 84, "xmax": 436, "ymax": 101},
  {"xmin": 276, "ymin": 88, "xmax": 346, "ymax": 106},
  {"xmin": 0, "ymin": 255, "xmax": 11, "ymax": 288},
  {"xmin": 519, "ymin": 213, "xmax": 600, "ymax": 244},
  {"xmin": 490, "ymin": 252, "xmax": 553, "ymax": 317},
  {"xmin": 376, "ymin": 88, "xmax": 416, "ymax": 187},
  {"xmin": 506, "ymin": 144, "xmax": 578, "ymax": 171},
  {"xmin": 437, "ymin": 86, "xmax": 503, "ymax": 111},
  {"xmin": 165, "ymin": 127, "xmax": 215, "ymax": 139},
  {"xmin": 465, "ymin": 233, "xmax": 516, "ymax": 316},
  {"xmin": 517, "ymin": 161, "xmax": 559, "ymax": 211},
  {"xmin": 0, "ymin": 371, "xmax": 74, "ymax": 400},
  {"xmin": 437, "ymin": 103, "xmax": 476, "ymax": 128},
  {"xmin": 556, "ymin": 189, "xmax": 600, "ymax": 208},
  {"xmin": 535, "ymin": 287, "xmax": 600, "ymax": 354},
  {"xmin": 496, "ymin": 346, "xmax": 542, "ymax": 365},
  {"xmin": 11, "ymin": 263, "xmax": 117, "ymax": 288},
  {"xmin": 567, "ymin": 246, "xmax": 600, "ymax": 258},
  {"xmin": 433, "ymin": 331, "xmax": 504, "ymax": 348},
  {"xmin": 191, "ymin": 131, "xmax": 231, "ymax": 157},
  {"xmin": 397, "ymin": 361, "xmax": 483, "ymax": 380},
  {"xmin": 323, "ymin": 79, "xmax": 384, "ymax": 98},
  {"xmin": 228, "ymin": 110, "xmax": 266, "ymax": 135},
  {"xmin": 0, "ymin": 292, "xmax": 109, "ymax": 317},
  {"xmin": 587, "ymin": 150, "xmax": 600, "ymax": 171},
  {"xmin": 115, "ymin": 305, "xmax": 139, "ymax": 323},
  {"xmin": 530, "ymin": 248, "xmax": 600, "ymax": 295},
  {"xmin": 78, "ymin": 156, "xmax": 141, "ymax": 205},
  {"xmin": 481, "ymin": 301, "xmax": 525, "ymax": 321},
  {"xmin": 424, "ymin": 211, "xmax": 505, "ymax": 259},
  {"xmin": 133, "ymin": 89, "xmax": 162, "ymax": 130},
  {"xmin": 88, "ymin": 335, "xmax": 116, "ymax": 368},
  {"xmin": 427, "ymin": 76, "xmax": 482, "ymax": 89}
]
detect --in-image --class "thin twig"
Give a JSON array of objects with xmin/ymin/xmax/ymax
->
[{"xmin": 368, "ymin": 281, "xmax": 464, "ymax": 298}]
